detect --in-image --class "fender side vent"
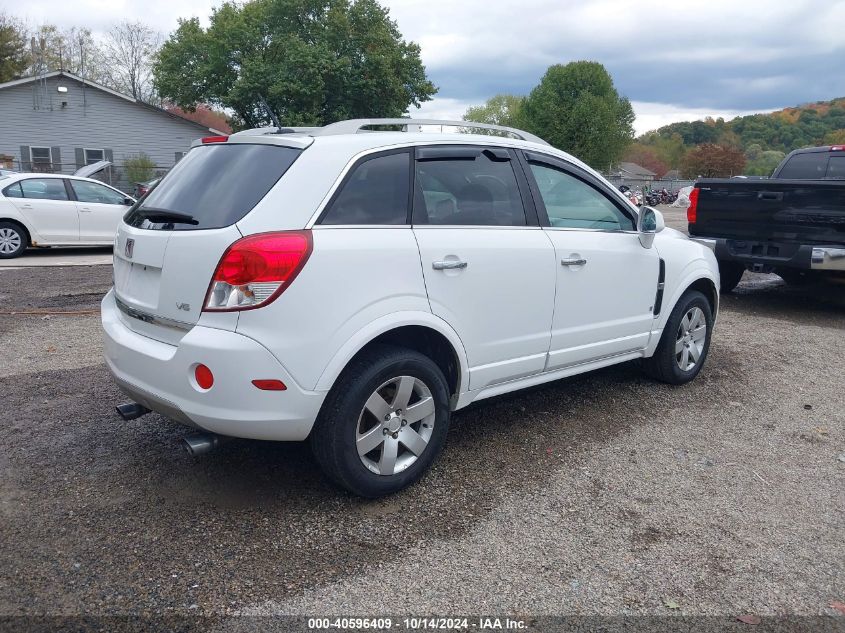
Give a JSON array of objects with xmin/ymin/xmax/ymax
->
[{"xmin": 653, "ymin": 259, "xmax": 666, "ymax": 316}]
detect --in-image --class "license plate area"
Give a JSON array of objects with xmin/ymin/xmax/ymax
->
[{"xmin": 114, "ymin": 256, "xmax": 162, "ymax": 310}]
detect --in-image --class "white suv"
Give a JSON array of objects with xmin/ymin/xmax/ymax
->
[{"xmin": 102, "ymin": 119, "xmax": 719, "ymax": 497}]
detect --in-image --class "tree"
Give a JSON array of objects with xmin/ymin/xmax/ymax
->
[
  {"xmin": 165, "ymin": 103, "xmax": 233, "ymax": 134},
  {"xmin": 520, "ymin": 61, "xmax": 634, "ymax": 169},
  {"xmin": 101, "ymin": 21, "xmax": 162, "ymax": 102},
  {"xmin": 623, "ymin": 143, "xmax": 669, "ymax": 178},
  {"xmin": 823, "ymin": 129, "xmax": 845, "ymax": 145},
  {"xmin": 0, "ymin": 13, "xmax": 29, "ymax": 82},
  {"xmin": 745, "ymin": 143, "xmax": 763, "ymax": 161},
  {"xmin": 463, "ymin": 94, "xmax": 524, "ymax": 128},
  {"xmin": 746, "ymin": 150, "xmax": 785, "ymax": 176},
  {"xmin": 29, "ymin": 25, "xmax": 105, "ymax": 80},
  {"xmin": 124, "ymin": 153, "xmax": 156, "ymax": 183},
  {"xmin": 153, "ymin": 0, "xmax": 437, "ymax": 128},
  {"xmin": 681, "ymin": 144, "xmax": 746, "ymax": 178}
]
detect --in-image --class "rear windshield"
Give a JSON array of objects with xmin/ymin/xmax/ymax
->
[
  {"xmin": 124, "ymin": 143, "xmax": 301, "ymax": 230},
  {"xmin": 777, "ymin": 152, "xmax": 828, "ymax": 179}
]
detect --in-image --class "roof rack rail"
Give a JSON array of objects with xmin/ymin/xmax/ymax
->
[{"xmin": 312, "ymin": 118, "xmax": 549, "ymax": 146}]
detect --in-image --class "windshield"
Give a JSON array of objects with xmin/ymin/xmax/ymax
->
[{"xmin": 124, "ymin": 143, "xmax": 301, "ymax": 230}]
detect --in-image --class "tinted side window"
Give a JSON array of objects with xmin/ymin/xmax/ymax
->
[
  {"xmin": 826, "ymin": 155, "xmax": 845, "ymax": 179},
  {"xmin": 71, "ymin": 180, "xmax": 126, "ymax": 204},
  {"xmin": 126, "ymin": 144, "xmax": 301, "ymax": 230},
  {"xmin": 20, "ymin": 178, "xmax": 69, "ymax": 201},
  {"xmin": 320, "ymin": 152, "xmax": 410, "ymax": 225},
  {"xmin": 415, "ymin": 151, "xmax": 526, "ymax": 226},
  {"xmin": 3, "ymin": 182, "xmax": 23, "ymax": 198},
  {"xmin": 529, "ymin": 163, "xmax": 634, "ymax": 231},
  {"xmin": 778, "ymin": 153, "xmax": 828, "ymax": 179}
]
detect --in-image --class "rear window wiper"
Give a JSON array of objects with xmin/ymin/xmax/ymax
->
[{"xmin": 135, "ymin": 207, "xmax": 199, "ymax": 225}]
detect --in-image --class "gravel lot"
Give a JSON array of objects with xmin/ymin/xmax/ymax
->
[{"xmin": 1, "ymin": 207, "xmax": 843, "ymax": 627}]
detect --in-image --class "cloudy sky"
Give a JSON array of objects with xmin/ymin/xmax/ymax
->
[{"xmin": 11, "ymin": 0, "xmax": 845, "ymax": 134}]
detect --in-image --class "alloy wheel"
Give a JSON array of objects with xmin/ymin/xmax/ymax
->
[
  {"xmin": 675, "ymin": 306, "xmax": 707, "ymax": 371},
  {"xmin": 356, "ymin": 375, "xmax": 436, "ymax": 476}
]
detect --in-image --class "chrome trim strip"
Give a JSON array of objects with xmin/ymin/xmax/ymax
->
[{"xmin": 114, "ymin": 295, "xmax": 193, "ymax": 331}]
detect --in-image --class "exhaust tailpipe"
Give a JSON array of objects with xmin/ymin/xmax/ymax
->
[
  {"xmin": 116, "ymin": 402, "xmax": 151, "ymax": 421},
  {"xmin": 182, "ymin": 433, "xmax": 221, "ymax": 457}
]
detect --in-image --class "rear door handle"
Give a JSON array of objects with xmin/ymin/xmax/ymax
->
[
  {"xmin": 79, "ymin": 207, "xmax": 92, "ymax": 213},
  {"xmin": 432, "ymin": 260, "xmax": 468, "ymax": 270},
  {"xmin": 757, "ymin": 191, "xmax": 783, "ymax": 201},
  {"xmin": 561, "ymin": 258, "xmax": 587, "ymax": 266}
]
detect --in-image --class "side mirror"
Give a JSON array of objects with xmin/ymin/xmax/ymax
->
[
  {"xmin": 637, "ymin": 206, "xmax": 665, "ymax": 249},
  {"xmin": 123, "ymin": 197, "xmax": 135, "ymax": 206}
]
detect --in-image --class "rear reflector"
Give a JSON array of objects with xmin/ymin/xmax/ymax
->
[
  {"xmin": 195, "ymin": 364, "xmax": 214, "ymax": 389},
  {"xmin": 204, "ymin": 231, "xmax": 312, "ymax": 312},
  {"xmin": 252, "ymin": 379, "xmax": 287, "ymax": 391},
  {"xmin": 201, "ymin": 135, "xmax": 229, "ymax": 144},
  {"xmin": 687, "ymin": 187, "xmax": 700, "ymax": 224}
]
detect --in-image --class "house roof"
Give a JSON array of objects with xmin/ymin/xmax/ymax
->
[
  {"xmin": 617, "ymin": 162, "xmax": 657, "ymax": 177},
  {"xmin": 0, "ymin": 71, "xmax": 225, "ymax": 135}
]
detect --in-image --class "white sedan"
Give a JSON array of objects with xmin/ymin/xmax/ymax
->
[{"xmin": 0, "ymin": 163, "xmax": 135, "ymax": 258}]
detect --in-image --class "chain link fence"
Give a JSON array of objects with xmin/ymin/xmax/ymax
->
[{"xmin": 2, "ymin": 159, "xmax": 171, "ymax": 195}]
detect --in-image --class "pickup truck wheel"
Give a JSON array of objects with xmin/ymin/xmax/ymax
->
[
  {"xmin": 642, "ymin": 290, "xmax": 713, "ymax": 385},
  {"xmin": 718, "ymin": 261, "xmax": 744, "ymax": 293},
  {"xmin": 0, "ymin": 222, "xmax": 27, "ymax": 259},
  {"xmin": 310, "ymin": 344, "xmax": 450, "ymax": 498}
]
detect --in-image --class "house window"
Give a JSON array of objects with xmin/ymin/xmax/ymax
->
[
  {"xmin": 84, "ymin": 148, "xmax": 105, "ymax": 165},
  {"xmin": 31, "ymin": 147, "xmax": 52, "ymax": 173}
]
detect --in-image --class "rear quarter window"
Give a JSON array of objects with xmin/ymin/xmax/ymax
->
[
  {"xmin": 124, "ymin": 143, "xmax": 301, "ymax": 230},
  {"xmin": 2, "ymin": 182, "xmax": 23, "ymax": 198},
  {"xmin": 777, "ymin": 152, "xmax": 829, "ymax": 179},
  {"xmin": 826, "ymin": 155, "xmax": 845, "ymax": 179}
]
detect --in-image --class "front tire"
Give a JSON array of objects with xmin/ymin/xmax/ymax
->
[
  {"xmin": 642, "ymin": 290, "xmax": 713, "ymax": 385},
  {"xmin": 0, "ymin": 221, "xmax": 27, "ymax": 259},
  {"xmin": 310, "ymin": 344, "xmax": 451, "ymax": 498}
]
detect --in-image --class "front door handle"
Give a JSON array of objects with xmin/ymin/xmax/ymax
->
[
  {"xmin": 432, "ymin": 260, "xmax": 468, "ymax": 270},
  {"xmin": 757, "ymin": 191, "xmax": 783, "ymax": 201},
  {"xmin": 561, "ymin": 258, "xmax": 587, "ymax": 266}
]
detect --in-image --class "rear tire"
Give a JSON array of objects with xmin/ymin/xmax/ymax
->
[
  {"xmin": 310, "ymin": 344, "xmax": 451, "ymax": 498},
  {"xmin": 642, "ymin": 290, "xmax": 713, "ymax": 385},
  {"xmin": 0, "ymin": 221, "xmax": 27, "ymax": 259},
  {"xmin": 718, "ymin": 260, "xmax": 744, "ymax": 293}
]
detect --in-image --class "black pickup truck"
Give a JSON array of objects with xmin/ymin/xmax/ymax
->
[{"xmin": 688, "ymin": 145, "xmax": 845, "ymax": 291}]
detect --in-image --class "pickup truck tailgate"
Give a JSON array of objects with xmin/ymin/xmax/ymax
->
[{"xmin": 690, "ymin": 179, "xmax": 845, "ymax": 245}]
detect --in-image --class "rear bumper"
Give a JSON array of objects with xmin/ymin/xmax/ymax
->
[
  {"xmin": 101, "ymin": 289, "xmax": 325, "ymax": 441},
  {"xmin": 690, "ymin": 238, "xmax": 845, "ymax": 272}
]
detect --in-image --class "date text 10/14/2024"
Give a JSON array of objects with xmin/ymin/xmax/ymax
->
[{"xmin": 307, "ymin": 617, "xmax": 528, "ymax": 630}]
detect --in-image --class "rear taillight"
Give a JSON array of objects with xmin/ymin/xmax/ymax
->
[
  {"xmin": 203, "ymin": 231, "xmax": 312, "ymax": 312},
  {"xmin": 831, "ymin": 145, "xmax": 845, "ymax": 151},
  {"xmin": 687, "ymin": 187, "xmax": 700, "ymax": 224}
]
